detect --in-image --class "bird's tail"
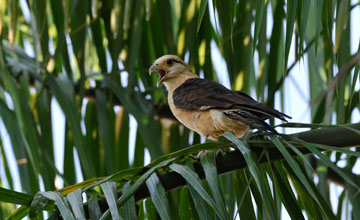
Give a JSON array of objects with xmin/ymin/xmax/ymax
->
[
  {"xmin": 237, "ymin": 104, "xmax": 291, "ymax": 122},
  {"xmin": 224, "ymin": 110, "xmax": 279, "ymax": 134}
]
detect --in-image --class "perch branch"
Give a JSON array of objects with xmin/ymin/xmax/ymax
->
[{"xmin": 83, "ymin": 123, "xmax": 360, "ymax": 215}]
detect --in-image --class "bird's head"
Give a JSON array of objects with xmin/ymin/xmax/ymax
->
[{"xmin": 149, "ymin": 55, "xmax": 191, "ymax": 87}]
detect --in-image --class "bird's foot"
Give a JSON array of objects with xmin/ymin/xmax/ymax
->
[
  {"xmin": 189, "ymin": 150, "xmax": 209, "ymax": 161},
  {"xmin": 189, "ymin": 149, "xmax": 225, "ymax": 161}
]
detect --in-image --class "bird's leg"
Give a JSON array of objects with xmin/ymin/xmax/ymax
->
[
  {"xmin": 196, "ymin": 150, "xmax": 210, "ymax": 158},
  {"xmin": 189, "ymin": 150, "xmax": 210, "ymax": 161},
  {"xmin": 205, "ymin": 135, "xmax": 226, "ymax": 158},
  {"xmin": 188, "ymin": 135, "xmax": 210, "ymax": 160},
  {"xmin": 190, "ymin": 149, "xmax": 225, "ymax": 161},
  {"xmin": 189, "ymin": 135, "xmax": 227, "ymax": 160}
]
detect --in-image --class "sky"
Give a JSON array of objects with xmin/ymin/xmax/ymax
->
[{"xmin": 0, "ymin": 0, "xmax": 360, "ymax": 219}]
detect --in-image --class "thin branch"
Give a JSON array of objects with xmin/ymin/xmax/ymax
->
[
  {"xmin": 312, "ymin": 52, "xmax": 360, "ymax": 108},
  {"xmin": 267, "ymin": 37, "xmax": 316, "ymax": 101}
]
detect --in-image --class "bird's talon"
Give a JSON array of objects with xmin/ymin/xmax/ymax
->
[
  {"xmin": 189, "ymin": 154, "xmax": 200, "ymax": 161},
  {"xmin": 196, "ymin": 150, "xmax": 209, "ymax": 158},
  {"xmin": 189, "ymin": 150, "xmax": 211, "ymax": 161}
]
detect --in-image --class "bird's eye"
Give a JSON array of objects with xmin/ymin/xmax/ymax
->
[{"xmin": 167, "ymin": 59, "xmax": 173, "ymax": 65}]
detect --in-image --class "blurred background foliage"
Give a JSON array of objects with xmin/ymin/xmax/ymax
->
[{"xmin": 0, "ymin": 0, "xmax": 360, "ymax": 219}]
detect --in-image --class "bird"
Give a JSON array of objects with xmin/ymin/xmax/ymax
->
[{"xmin": 149, "ymin": 55, "xmax": 291, "ymax": 140}]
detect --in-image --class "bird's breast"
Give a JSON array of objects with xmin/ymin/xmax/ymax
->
[{"xmin": 168, "ymin": 91, "xmax": 212, "ymax": 135}]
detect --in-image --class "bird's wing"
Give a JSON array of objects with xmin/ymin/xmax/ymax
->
[{"xmin": 172, "ymin": 78, "xmax": 290, "ymax": 122}]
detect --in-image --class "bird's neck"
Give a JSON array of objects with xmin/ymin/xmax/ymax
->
[{"xmin": 163, "ymin": 71, "xmax": 198, "ymax": 92}]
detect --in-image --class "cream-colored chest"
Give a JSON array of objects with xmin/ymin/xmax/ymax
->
[{"xmin": 167, "ymin": 90, "xmax": 216, "ymax": 137}]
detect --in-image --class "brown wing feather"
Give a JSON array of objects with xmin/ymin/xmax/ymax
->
[
  {"xmin": 172, "ymin": 78, "xmax": 291, "ymax": 132},
  {"xmin": 173, "ymin": 78, "xmax": 251, "ymax": 108}
]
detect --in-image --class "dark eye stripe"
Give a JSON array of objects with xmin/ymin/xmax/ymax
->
[
  {"xmin": 173, "ymin": 59, "xmax": 182, "ymax": 64},
  {"xmin": 167, "ymin": 59, "xmax": 183, "ymax": 65}
]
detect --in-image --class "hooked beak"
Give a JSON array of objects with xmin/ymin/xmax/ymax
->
[{"xmin": 149, "ymin": 65, "xmax": 166, "ymax": 87}]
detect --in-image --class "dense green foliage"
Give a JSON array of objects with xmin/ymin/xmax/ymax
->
[{"xmin": 0, "ymin": 0, "xmax": 360, "ymax": 219}]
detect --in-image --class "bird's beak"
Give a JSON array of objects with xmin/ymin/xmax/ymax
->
[{"xmin": 149, "ymin": 65, "xmax": 166, "ymax": 87}]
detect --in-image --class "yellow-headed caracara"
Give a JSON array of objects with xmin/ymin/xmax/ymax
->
[{"xmin": 149, "ymin": 55, "xmax": 290, "ymax": 140}]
